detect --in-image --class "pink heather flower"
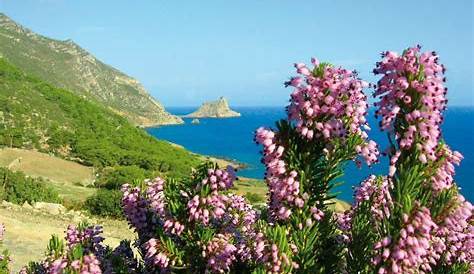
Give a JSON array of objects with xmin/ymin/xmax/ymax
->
[
  {"xmin": 65, "ymin": 224, "xmax": 104, "ymax": 255},
  {"xmin": 310, "ymin": 206, "xmax": 325, "ymax": 221},
  {"xmin": 374, "ymin": 206, "xmax": 439, "ymax": 273},
  {"xmin": 146, "ymin": 177, "xmax": 167, "ymax": 216},
  {"xmin": 256, "ymin": 124, "xmax": 337, "ymax": 223},
  {"xmin": 255, "ymin": 127, "xmax": 304, "ymax": 221},
  {"xmin": 184, "ymin": 166, "xmax": 257, "ymax": 270},
  {"xmin": 47, "ymin": 258, "xmax": 68, "ymax": 274},
  {"xmin": 430, "ymin": 145, "xmax": 463, "ymax": 193},
  {"xmin": 78, "ymin": 254, "xmax": 102, "ymax": 274},
  {"xmin": 122, "ymin": 177, "xmax": 186, "ymax": 237},
  {"xmin": 121, "ymin": 184, "xmax": 149, "ymax": 234},
  {"xmin": 203, "ymin": 233, "xmax": 237, "ymax": 273},
  {"xmin": 146, "ymin": 177, "xmax": 185, "ymax": 236},
  {"xmin": 199, "ymin": 166, "xmax": 236, "ymax": 192},
  {"xmin": 144, "ymin": 238, "xmax": 170, "ymax": 269},
  {"xmin": 435, "ymin": 195, "xmax": 473, "ymax": 267},
  {"xmin": 251, "ymin": 231, "xmax": 296, "ymax": 274},
  {"xmin": 65, "ymin": 224, "xmax": 81, "ymax": 247},
  {"xmin": 374, "ymin": 46, "xmax": 456, "ymax": 193},
  {"xmin": 287, "ymin": 59, "xmax": 378, "ymax": 166},
  {"xmin": 0, "ymin": 223, "xmax": 5, "ymax": 242},
  {"xmin": 337, "ymin": 176, "xmax": 393, "ymax": 245},
  {"xmin": 187, "ymin": 191, "xmax": 256, "ymax": 231},
  {"xmin": 356, "ymin": 140, "xmax": 379, "ymax": 166},
  {"xmin": 353, "ymin": 176, "xmax": 393, "ymax": 220}
]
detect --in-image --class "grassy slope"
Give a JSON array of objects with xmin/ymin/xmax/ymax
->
[
  {"xmin": 0, "ymin": 148, "xmax": 94, "ymax": 185},
  {"xmin": 0, "ymin": 58, "xmax": 200, "ymax": 178},
  {"xmin": 0, "ymin": 148, "xmax": 96, "ymax": 204}
]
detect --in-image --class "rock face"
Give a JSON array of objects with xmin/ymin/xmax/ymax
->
[
  {"xmin": 0, "ymin": 13, "xmax": 182, "ymax": 126},
  {"xmin": 184, "ymin": 97, "xmax": 241, "ymax": 118},
  {"xmin": 33, "ymin": 202, "xmax": 67, "ymax": 215}
]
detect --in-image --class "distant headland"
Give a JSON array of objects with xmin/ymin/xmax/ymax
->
[{"xmin": 183, "ymin": 97, "xmax": 241, "ymax": 118}]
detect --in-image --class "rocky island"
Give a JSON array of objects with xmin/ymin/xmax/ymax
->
[{"xmin": 184, "ymin": 97, "xmax": 241, "ymax": 118}]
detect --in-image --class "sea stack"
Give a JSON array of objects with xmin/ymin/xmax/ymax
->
[{"xmin": 184, "ymin": 97, "xmax": 241, "ymax": 118}]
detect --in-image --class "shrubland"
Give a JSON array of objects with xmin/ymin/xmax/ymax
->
[
  {"xmin": 0, "ymin": 167, "xmax": 61, "ymax": 205},
  {"xmin": 0, "ymin": 58, "xmax": 200, "ymax": 179},
  {"xmin": 0, "ymin": 58, "xmax": 201, "ymax": 217},
  {"xmin": 0, "ymin": 46, "xmax": 472, "ymax": 273}
]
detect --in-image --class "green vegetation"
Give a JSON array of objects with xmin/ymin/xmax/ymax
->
[
  {"xmin": 0, "ymin": 59, "xmax": 201, "ymax": 180},
  {"xmin": 0, "ymin": 13, "xmax": 181, "ymax": 126},
  {"xmin": 95, "ymin": 165, "xmax": 155, "ymax": 190},
  {"xmin": 244, "ymin": 192, "xmax": 265, "ymax": 204},
  {"xmin": 231, "ymin": 179, "xmax": 267, "ymax": 201},
  {"xmin": 0, "ymin": 167, "xmax": 61, "ymax": 205},
  {"xmin": 0, "ymin": 58, "xmax": 201, "ymax": 218},
  {"xmin": 84, "ymin": 189, "xmax": 123, "ymax": 218}
]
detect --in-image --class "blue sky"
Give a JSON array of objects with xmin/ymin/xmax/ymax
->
[{"xmin": 1, "ymin": 0, "xmax": 472, "ymax": 106}]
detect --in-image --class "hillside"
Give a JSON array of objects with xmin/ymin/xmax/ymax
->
[
  {"xmin": 0, "ymin": 13, "xmax": 181, "ymax": 126},
  {"xmin": 184, "ymin": 97, "xmax": 241, "ymax": 118},
  {"xmin": 0, "ymin": 58, "xmax": 200, "ymax": 178},
  {"xmin": 0, "ymin": 148, "xmax": 94, "ymax": 186}
]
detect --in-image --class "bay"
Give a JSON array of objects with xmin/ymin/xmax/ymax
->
[{"xmin": 147, "ymin": 106, "xmax": 474, "ymax": 202}]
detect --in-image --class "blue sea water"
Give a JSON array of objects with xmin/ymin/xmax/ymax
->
[{"xmin": 147, "ymin": 106, "xmax": 474, "ymax": 202}]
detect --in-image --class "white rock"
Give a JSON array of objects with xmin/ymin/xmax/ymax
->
[
  {"xmin": 33, "ymin": 202, "xmax": 66, "ymax": 215},
  {"xmin": 22, "ymin": 201, "xmax": 33, "ymax": 210}
]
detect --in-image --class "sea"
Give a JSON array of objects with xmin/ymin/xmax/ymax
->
[{"xmin": 146, "ymin": 106, "xmax": 474, "ymax": 202}]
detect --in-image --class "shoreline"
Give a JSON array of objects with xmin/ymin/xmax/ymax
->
[
  {"xmin": 164, "ymin": 140, "xmax": 248, "ymax": 170},
  {"xmin": 143, "ymin": 115, "xmax": 243, "ymax": 129}
]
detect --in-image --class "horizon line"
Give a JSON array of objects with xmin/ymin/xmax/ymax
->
[{"xmin": 164, "ymin": 104, "xmax": 474, "ymax": 108}]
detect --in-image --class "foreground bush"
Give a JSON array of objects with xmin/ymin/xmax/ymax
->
[
  {"xmin": 0, "ymin": 223, "xmax": 10, "ymax": 273},
  {"xmin": 2, "ymin": 46, "xmax": 472, "ymax": 273}
]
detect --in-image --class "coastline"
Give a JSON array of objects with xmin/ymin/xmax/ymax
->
[{"xmin": 163, "ymin": 140, "xmax": 247, "ymax": 170}]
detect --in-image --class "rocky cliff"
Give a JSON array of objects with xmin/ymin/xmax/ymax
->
[
  {"xmin": 184, "ymin": 97, "xmax": 241, "ymax": 118},
  {"xmin": 0, "ymin": 13, "xmax": 182, "ymax": 126}
]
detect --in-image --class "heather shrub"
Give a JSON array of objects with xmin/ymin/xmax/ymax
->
[
  {"xmin": 0, "ymin": 223, "xmax": 10, "ymax": 273},
  {"xmin": 11, "ymin": 46, "xmax": 474, "ymax": 273},
  {"xmin": 20, "ymin": 223, "xmax": 138, "ymax": 273}
]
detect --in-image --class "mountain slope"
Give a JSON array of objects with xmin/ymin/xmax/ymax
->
[
  {"xmin": 184, "ymin": 97, "xmax": 241, "ymax": 118},
  {"xmin": 0, "ymin": 58, "xmax": 199, "ymax": 178},
  {"xmin": 0, "ymin": 13, "xmax": 181, "ymax": 126}
]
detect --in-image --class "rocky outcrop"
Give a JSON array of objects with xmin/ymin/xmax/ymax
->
[
  {"xmin": 32, "ymin": 202, "xmax": 67, "ymax": 215},
  {"xmin": 184, "ymin": 97, "xmax": 241, "ymax": 118},
  {"xmin": 1, "ymin": 200, "xmax": 87, "ymax": 222},
  {"xmin": 0, "ymin": 13, "xmax": 182, "ymax": 126}
]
